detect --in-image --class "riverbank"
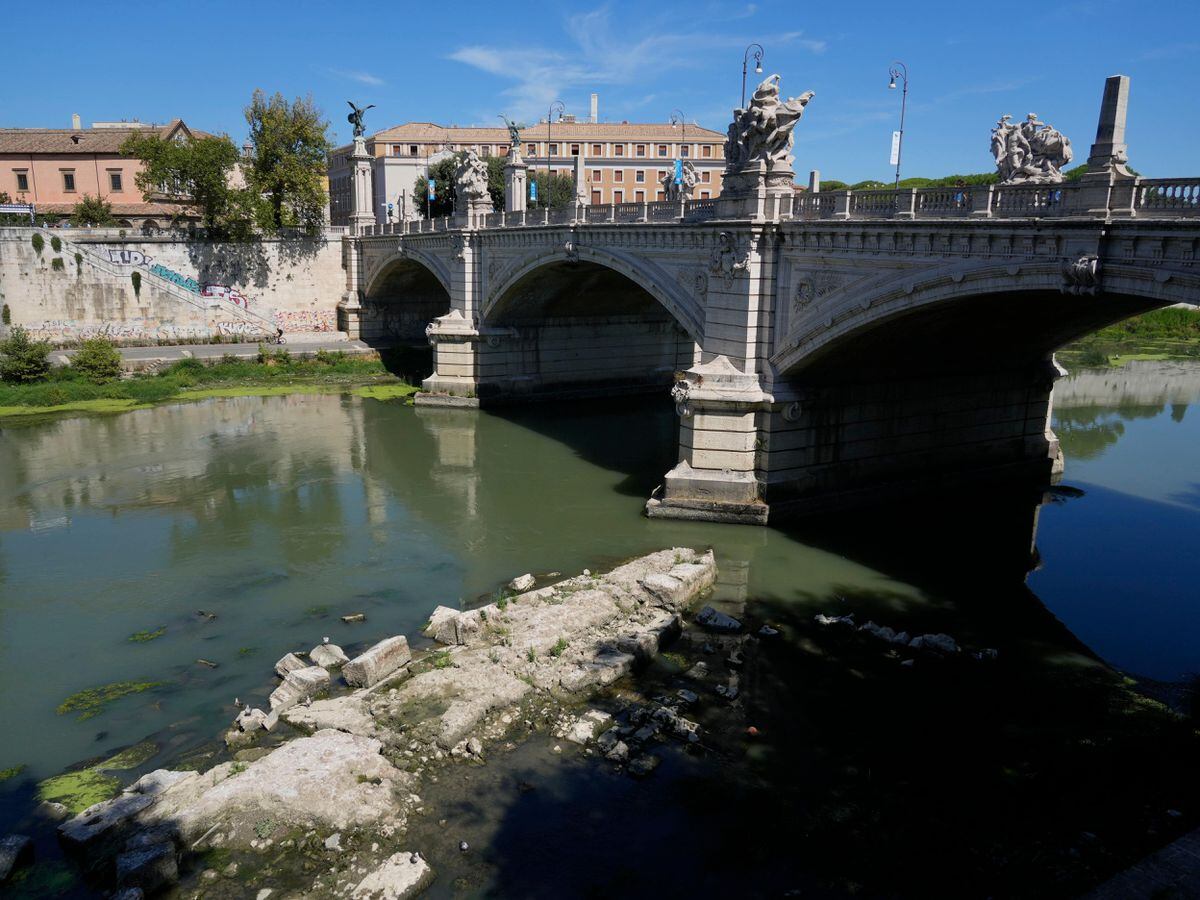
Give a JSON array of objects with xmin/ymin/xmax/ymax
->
[
  {"xmin": 1058, "ymin": 306, "xmax": 1200, "ymax": 368},
  {"xmin": 0, "ymin": 351, "xmax": 418, "ymax": 419}
]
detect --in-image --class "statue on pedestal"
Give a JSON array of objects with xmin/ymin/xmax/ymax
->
[
  {"xmin": 455, "ymin": 150, "xmax": 494, "ymax": 214},
  {"xmin": 500, "ymin": 115, "xmax": 524, "ymax": 154},
  {"xmin": 346, "ymin": 101, "xmax": 375, "ymax": 139},
  {"xmin": 661, "ymin": 160, "xmax": 699, "ymax": 200},
  {"xmin": 724, "ymin": 75, "xmax": 815, "ymax": 174},
  {"xmin": 991, "ymin": 113, "xmax": 1073, "ymax": 184}
]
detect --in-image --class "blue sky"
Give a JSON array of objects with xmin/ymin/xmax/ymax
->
[{"xmin": 4, "ymin": 0, "xmax": 1197, "ymax": 182}]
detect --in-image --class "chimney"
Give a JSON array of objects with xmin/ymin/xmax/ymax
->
[
  {"xmin": 590, "ymin": 93, "xmax": 598, "ymax": 124},
  {"xmin": 71, "ymin": 113, "xmax": 81, "ymax": 130}
]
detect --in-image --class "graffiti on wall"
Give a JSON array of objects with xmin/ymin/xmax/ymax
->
[
  {"xmin": 215, "ymin": 321, "xmax": 272, "ymax": 337},
  {"xmin": 23, "ymin": 320, "xmax": 219, "ymax": 343},
  {"xmin": 148, "ymin": 263, "xmax": 201, "ymax": 294},
  {"xmin": 202, "ymin": 284, "xmax": 253, "ymax": 309},
  {"xmin": 274, "ymin": 309, "xmax": 336, "ymax": 333},
  {"xmin": 107, "ymin": 249, "xmax": 154, "ymax": 267}
]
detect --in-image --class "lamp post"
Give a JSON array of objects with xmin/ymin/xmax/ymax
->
[
  {"xmin": 887, "ymin": 61, "xmax": 909, "ymax": 189},
  {"xmin": 741, "ymin": 43, "xmax": 764, "ymax": 109},
  {"xmin": 546, "ymin": 100, "xmax": 565, "ymax": 208}
]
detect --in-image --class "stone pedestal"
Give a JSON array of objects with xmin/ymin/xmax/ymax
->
[
  {"xmin": 645, "ymin": 356, "xmax": 771, "ymax": 525},
  {"xmin": 574, "ymin": 154, "xmax": 589, "ymax": 206},
  {"xmin": 1079, "ymin": 74, "xmax": 1137, "ymax": 216},
  {"xmin": 348, "ymin": 136, "xmax": 376, "ymax": 235},
  {"xmin": 716, "ymin": 161, "xmax": 795, "ymax": 221},
  {"xmin": 337, "ymin": 234, "xmax": 363, "ymax": 338},
  {"xmin": 505, "ymin": 151, "xmax": 528, "ymax": 214}
]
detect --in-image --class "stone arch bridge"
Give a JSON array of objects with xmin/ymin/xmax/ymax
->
[{"xmin": 340, "ymin": 176, "xmax": 1200, "ymax": 525}]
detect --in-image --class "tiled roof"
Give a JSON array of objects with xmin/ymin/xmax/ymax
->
[
  {"xmin": 335, "ymin": 120, "xmax": 726, "ymax": 154},
  {"xmin": 33, "ymin": 201, "xmax": 191, "ymax": 216},
  {"xmin": 0, "ymin": 120, "xmax": 208, "ymax": 155}
]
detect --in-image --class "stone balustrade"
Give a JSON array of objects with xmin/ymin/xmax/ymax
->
[{"xmin": 360, "ymin": 177, "xmax": 1199, "ymax": 238}]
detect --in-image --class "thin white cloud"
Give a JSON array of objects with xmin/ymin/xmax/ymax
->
[
  {"xmin": 1139, "ymin": 42, "xmax": 1200, "ymax": 61},
  {"xmin": 448, "ymin": 5, "xmax": 828, "ymax": 122},
  {"xmin": 328, "ymin": 68, "xmax": 386, "ymax": 87}
]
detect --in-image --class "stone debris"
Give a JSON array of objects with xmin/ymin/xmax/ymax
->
[
  {"xmin": 758, "ymin": 625, "xmax": 780, "ymax": 637},
  {"xmin": 115, "ymin": 841, "xmax": 177, "ymax": 893},
  {"xmin": 859, "ymin": 621, "xmax": 911, "ymax": 644},
  {"xmin": 561, "ymin": 710, "xmax": 613, "ymax": 745},
  {"xmin": 125, "ymin": 770, "xmax": 196, "ymax": 798},
  {"xmin": 324, "ymin": 832, "xmax": 343, "ymax": 852},
  {"xmin": 268, "ymin": 665, "xmax": 330, "ymax": 712},
  {"xmin": 466, "ymin": 737, "xmax": 483, "ymax": 757},
  {"xmin": 236, "ymin": 707, "xmax": 268, "ymax": 733},
  {"xmin": 627, "ymin": 754, "xmax": 660, "ymax": 778},
  {"xmin": 344, "ymin": 635, "xmax": 412, "ymax": 688},
  {"xmin": 59, "ymin": 792, "xmax": 155, "ymax": 854},
  {"xmin": 0, "ymin": 834, "xmax": 32, "ymax": 883},
  {"xmin": 351, "ymin": 851, "xmax": 434, "ymax": 899},
  {"xmin": 342, "ymin": 613, "xmax": 366, "ymax": 624},
  {"xmin": 310, "ymin": 641, "xmax": 350, "ymax": 668},
  {"xmin": 908, "ymin": 633, "xmax": 960, "ymax": 655},
  {"xmin": 509, "ymin": 573, "xmax": 536, "ymax": 592},
  {"xmin": 274, "ymin": 652, "xmax": 307, "ymax": 678},
  {"xmin": 694, "ymin": 605, "xmax": 742, "ymax": 633},
  {"xmin": 814, "ymin": 613, "xmax": 855, "ymax": 626}
]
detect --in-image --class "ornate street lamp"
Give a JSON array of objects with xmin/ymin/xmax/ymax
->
[
  {"xmin": 888, "ymin": 61, "xmax": 909, "ymax": 189},
  {"xmin": 741, "ymin": 43, "xmax": 764, "ymax": 109},
  {"xmin": 546, "ymin": 100, "xmax": 565, "ymax": 208}
]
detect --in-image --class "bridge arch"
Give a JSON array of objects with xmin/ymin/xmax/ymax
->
[
  {"xmin": 772, "ymin": 260, "xmax": 1198, "ymax": 377},
  {"xmin": 483, "ymin": 243, "xmax": 704, "ymax": 342},
  {"xmin": 361, "ymin": 250, "xmax": 453, "ymax": 345}
]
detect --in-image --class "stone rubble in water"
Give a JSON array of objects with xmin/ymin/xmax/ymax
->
[
  {"xmin": 310, "ymin": 641, "xmax": 350, "ymax": 668},
  {"xmin": 508, "ymin": 573, "xmax": 536, "ymax": 592},
  {"xmin": 0, "ymin": 834, "xmax": 33, "ymax": 883},
  {"xmin": 62, "ymin": 548, "xmax": 716, "ymax": 898},
  {"xmin": 343, "ymin": 635, "xmax": 412, "ymax": 688},
  {"xmin": 693, "ymin": 605, "xmax": 743, "ymax": 634},
  {"xmin": 274, "ymin": 652, "xmax": 307, "ymax": 678}
]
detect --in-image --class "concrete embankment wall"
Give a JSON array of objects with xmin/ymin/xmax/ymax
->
[{"xmin": 0, "ymin": 228, "xmax": 345, "ymax": 345}]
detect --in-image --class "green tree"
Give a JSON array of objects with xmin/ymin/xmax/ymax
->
[
  {"xmin": 121, "ymin": 132, "xmax": 257, "ymax": 240},
  {"xmin": 528, "ymin": 170, "xmax": 576, "ymax": 209},
  {"xmin": 70, "ymin": 337, "xmax": 123, "ymax": 383},
  {"xmin": 414, "ymin": 155, "xmax": 459, "ymax": 218},
  {"xmin": 243, "ymin": 90, "xmax": 331, "ymax": 232},
  {"xmin": 0, "ymin": 326, "xmax": 52, "ymax": 383},
  {"xmin": 71, "ymin": 194, "xmax": 117, "ymax": 227}
]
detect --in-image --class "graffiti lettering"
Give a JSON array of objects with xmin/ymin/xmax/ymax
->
[
  {"xmin": 274, "ymin": 309, "xmax": 336, "ymax": 333},
  {"xmin": 202, "ymin": 284, "xmax": 253, "ymax": 309},
  {"xmin": 216, "ymin": 321, "xmax": 272, "ymax": 337},
  {"xmin": 149, "ymin": 263, "xmax": 201, "ymax": 294},
  {"xmin": 107, "ymin": 249, "xmax": 154, "ymax": 267}
]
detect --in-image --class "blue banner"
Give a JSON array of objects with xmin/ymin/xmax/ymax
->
[
  {"xmin": 674, "ymin": 159, "xmax": 683, "ymax": 185},
  {"xmin": 428, "ymin": 179, "xmax": 436, "ymax": 201},
  {"xmin": 529, "ymin": 179, "xmax": 538, "ymax": 203}
]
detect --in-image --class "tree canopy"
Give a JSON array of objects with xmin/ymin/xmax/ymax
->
[
  {"xmin": 243, "ymin": 90, "xmax": 331, "ymax": 232},
  {"xmin": 71, "ymin": 195, "xmax": 116, "ymax": 227}
]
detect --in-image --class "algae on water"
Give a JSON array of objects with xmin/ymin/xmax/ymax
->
[
  {"xmin": 96, "ymin": 741, "xmax": 158, "ymax": 771},
  {"xmin": 129, "ymin": 626, "xmax": 166, "ymax": 643},
  {"xmin": 36, "ymin": 768, "xmax": 121, "ymax": 814},
  {"xmin": 56, "ymin": 680, "xmax": 162, "ymax": 721},
  {"xmin": 0, "ymin": 763, "xmax": 26, "ymax": 782}
]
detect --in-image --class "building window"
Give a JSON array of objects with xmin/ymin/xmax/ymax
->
[
  {"xmin": 591, "ymin": 144, "xmax": 602, "ymax": 155},
  {"xmin": 700, "ymin": 191, "xmax": 710, "ymax": 199},
  {"xmin": 702, "ymin": 145, "xmax": 712, "ymax": 158},
  {"xmin": 657, "ymin": 144, "xmax": 668, "ymax": 157},
  {"xmin": 108, "ymin": 171, "xmax": 123, "ymax": 191},
  {"xmin": 635, "ymin": 144, "xmax": 646, "ymax": 157},
  {"xmin": 528, "ymin": 143, "xmax": 537, "ymax": 156},
  {"xmin": 15, "ymin": 171, "xmax": 29, "ymax": 192},
  {"xmin": 549, "ymin": 143, "xmax": 558, "ymax": 156},
  {"xmin": 590, "ymin": 170, "xmax": 602, "ymax": 182},
  {"xmin": 656, "ymin": 190, "xmax": 665, "ymax": 201},
  {"xmin": 613, "ymin": 170, "xmax": 623, "ymax": 183},
  {"xmin": 613, "ymin": 190, "xmax": 624, "ymax": 203},
  {"xmin": 592, "ymin": 190, "xmax": 602, "ymax": 204},
  {"xmin": 570, "ymin": 143, "xmax": 580, "ymax": 156},
  {"xmin": 62, "ymin": 170, "xmax": 76, "ymax": 192},
  {"xmin": 635, "ymin": 170, "xmax": 645, "ymax": 183},
  {"xmin": 680, "ymin": 145, "xmax": 689, "ymax": 157},
  {"xmin": 480, "ymin": 145, "xmax": 491, "ymax": 157},
  {"xmin": 635, "ymin": 190, "xmax": 645, "ymax": 202},
  {"xmin": 701, "ymin": 171, "xmax": 711, "ymax": 183},
  {"xmin": 614, "ymin": 144, "xmax": 624, "ymax": 156}
]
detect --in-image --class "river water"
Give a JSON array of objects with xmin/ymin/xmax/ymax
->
[{"xmin": 1, "ymin": 360, "xmax": 1198, "ymax": 896}]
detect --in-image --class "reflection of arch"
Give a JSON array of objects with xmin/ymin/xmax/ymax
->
[
  {"xmin": 484, "ymin": 244, "xmax": 703, "ymax": 342},
  {"xmin": 773, "ymin": 260, "xmax": 1197, "ymax": 376}
]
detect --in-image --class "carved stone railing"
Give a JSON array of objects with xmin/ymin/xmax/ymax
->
[
  {"xmin": 360, "ymin": 177, "xmax": 1200, "ymax": 236},
  {"xmin": 1135, "ymin": 178, "xmax": 1200, "ymax": 216}
]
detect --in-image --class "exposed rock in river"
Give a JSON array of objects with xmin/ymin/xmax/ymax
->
[{"xmin": 58, "ymin": 547, "xmax": 716, "ymax": 898}]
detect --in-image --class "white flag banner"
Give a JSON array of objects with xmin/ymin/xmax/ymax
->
[{"xmin": 889, "ymin": 131, "xmax": 902, "ymax": 166}]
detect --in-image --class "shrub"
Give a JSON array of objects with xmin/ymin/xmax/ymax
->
[
  {"xmin": 1, "ymin": 304, "xmax": 9, "ymax": 325},
  {"xmin": 50, "ymin": 235, "xmax": 62, "ymax": 253},
  {"xmin": 74, "ymin": 252, "xmax": 83, "ymax": 274},
  {"xmin": 31, "ymin": 233, "xmax": 43, "ymax": 255},
  {"xmin": 0, "ymin": 326, "xmax": 52, "ymax": 383},
  {"xmin": 131, "ymin": 270, "xmax": 141, "ymax": 297},
  {"xmin": 71, "ymin": 337, "xmax": 123, "ymax": 383},
  {"xmin": 51, "ymin": 257, "xmax": 65, "ymax": 271}
]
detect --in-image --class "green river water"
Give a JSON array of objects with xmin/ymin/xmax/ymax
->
[{"xmin": 1, "ymin": 359, "xmax": 1199, "ymax": 896}]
